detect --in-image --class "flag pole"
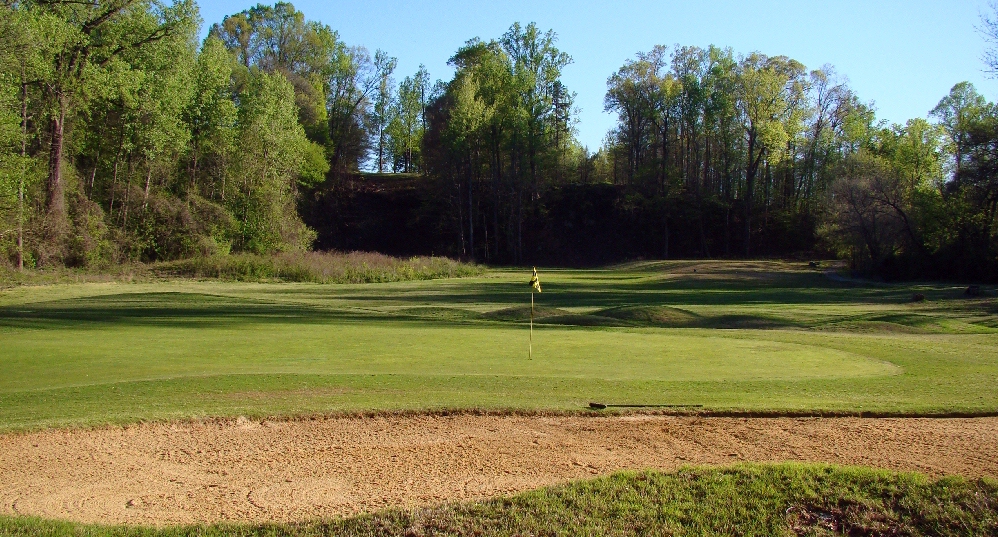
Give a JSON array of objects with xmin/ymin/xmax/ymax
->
[{"xmin": 528, "ymin": 267, "xmax": 540, "ymax": 360}]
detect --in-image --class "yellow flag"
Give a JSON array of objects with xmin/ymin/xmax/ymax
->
[{"xmin": 529, "ymin": 267, "xmax": 541, "ymax": 293}]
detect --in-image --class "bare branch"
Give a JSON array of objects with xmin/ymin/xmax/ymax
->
[{"xmin": 977, "ymin": 1, "xmax": 998, "ymax": 76}]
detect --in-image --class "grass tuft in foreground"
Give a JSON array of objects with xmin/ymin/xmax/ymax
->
[{"xmin": 2, "ymin": 464, "xmax": 996, "ymax": 536}]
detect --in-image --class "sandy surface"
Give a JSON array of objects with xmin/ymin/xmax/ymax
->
[{"xmin": 1, "ymin": 414, "xmax": 996, "ymax": 526}]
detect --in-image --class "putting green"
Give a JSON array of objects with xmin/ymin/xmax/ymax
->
[{"xmin": 0, "ymin": 320, "xmax": 895, "ymax": 394}]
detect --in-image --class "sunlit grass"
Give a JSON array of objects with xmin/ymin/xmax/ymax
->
[{"xmin": 0, "ymin": 261, "xmax": 995, "ymax": 431}]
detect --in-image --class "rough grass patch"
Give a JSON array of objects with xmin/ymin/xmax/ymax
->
[{"xmin": 154, "ymin": 251, "xmax": 483, "ymax": 284}]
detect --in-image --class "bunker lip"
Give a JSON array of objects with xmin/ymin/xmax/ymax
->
[
  {"xmin": 4, "ymin": 406, "xmax": 998, "ymax": 437},
  {"xmin": 1, "ymin": 414, "xmax": 996, "ymax": 526}
]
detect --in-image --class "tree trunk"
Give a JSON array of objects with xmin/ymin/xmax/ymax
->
[
  {"xmin": 467, "ymin": 152, "xmax": 475, "ymax": 261},
  {"xmin": 109, "ymin": 152, "xmax": 120, "ymax": 218},
  {"xmin": 492, "ymin": 185, "xmax": 499, "ymax": 262},
  {"xmin": 378, "ymin": 128, "xmax": 385, "ymax": 173},
  {"xmin": 190, "ymin": 140, "xmax": 199, "ymax": 197},
  {"xmin": 529, "ymin": 121, "xmax": 537, "ymax": 200},
  {"xmin": 457, "ymin": 176, "xmax": 465, "ymax": 256},
  {"xmin": 220, "ymin": 154, "xmax": 227, "ymax": 202},
  {"xmin": 46, "ymin": 96, "xmax": 68, "ymax": 231},
  {"xmin": 724, "ymin": 206, "xmax": 731, "ymax": 257},
  {"xmin": 723, "ymin": 146, "xmax": 732, "ymax": 258},
  {"xmin": 517, "ymin": 188, "xmax": 522, "ymax": 265},
  {"xmin": 660, "ymin": 117, "xmax": 669, "ymax": 196},
  {"xmin": 122, "ymin": 156, "xmax": 132, "ymax": 228},
  {"xmin": 763, "ymin": 159, "xmax": 771, "ymax": 229},
  {"xmin": 18, "ymin": 78, "xmax": 27, "ymax": 271},
  {"xmin": 89, "ymin": 145, "xmax": 100, "ymax": 197},
  {"xmin": 744, "ymin": 132, "xmax": 758, "ymax": 258},
  {"xmin": 492, "ymin": 135, "xmax": 501, "ymax": 262},
  {"xmin": 702, "ymin": 138, "xmax": 711, "ymax": 258},
  {"xmin": 663, "ymin": 216, "xmax": 669, "ymax": 259},
  {"xmin": 143, "ymin": 165, "xmax": 152, "ymax": 210}
]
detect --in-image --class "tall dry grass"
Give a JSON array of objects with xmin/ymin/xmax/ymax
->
[{"xmin": 155, "ymin": 251, "xmax": 483, "ymax": 284}]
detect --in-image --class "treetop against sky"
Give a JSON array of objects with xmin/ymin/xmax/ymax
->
[{"xmin": 198, "ymin": 0, "xmax": 997, "ymax": 150}]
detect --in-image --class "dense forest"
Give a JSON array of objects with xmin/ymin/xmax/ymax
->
[{"xmin": 1, "ymin": 1, "xmax": 997, "ymax": 280}]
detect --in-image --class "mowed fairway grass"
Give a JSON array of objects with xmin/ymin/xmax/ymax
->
[{"xmin": 1, "ymin": 260, "xmax": 996, "ymax": 431}]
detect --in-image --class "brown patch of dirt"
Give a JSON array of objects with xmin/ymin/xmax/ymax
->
[{"xmin": 0, "ymin": 415, "xmax": 995, "ymax": 526}]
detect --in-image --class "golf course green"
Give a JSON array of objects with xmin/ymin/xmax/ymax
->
[{"xmin": 1, "ymin": 261, "xmax": 996, "ymax": 431}]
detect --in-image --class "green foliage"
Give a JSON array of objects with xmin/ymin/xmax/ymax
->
[
  {"xmin": 1, "ymin": 2, "xmax": 995, "ymax": 278},
  {"xmin": 209, "ymin": 2, "xmax": 341, "ymax": 134},
  {"xmin": 65, "ymin": 192, "xmax": 114, "ymax": 268},
  {"xmin": 369, "ymin": 50, "xmax": 398, "ymax": 173},
  {"xmin": 229, "ymin": 71, "xmax": 316, "ymax": 253},
  {"xmin": 819, "ymin": 84, "xmax": 998, "ymax": 281},
  {"xmin": 423, "ymin": 22, "xmax": 577, "ymax": 264},
  {"xmin": 0, "ymin": 72, "xmax": 24, "ymax": 240},
  {"xmin": 0, "ymin": 2, "xmax": 342, "ymax": 269},
  {"xmin": 385, "ymin": 65, "xmax": 430, "ymax": 172},
  {"xmin": 184, "ymin": 35, "xmax": 238, "ymax": 199},
  {"xmin": 599, "ymin": 44, "xmax": 824, "ymax": 259},
  {"xmin": 931, "ymin": 81, "xmax": 987, "ymax": 177}
]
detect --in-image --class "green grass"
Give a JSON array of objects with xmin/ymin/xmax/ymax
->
[
  {"xmin": 0, "ymin": 260, "xmax": 997, "ymax": 431},
  {"xmin": 2, "ymin": 261, "xmax": 998, "ymax": 534},
  {"xmin": 2, "ymin": 464, "xmax": 995, "ymax": 536}
]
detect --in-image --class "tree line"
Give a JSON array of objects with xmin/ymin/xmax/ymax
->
[
  {"xmin": 593, "ymin": 46, "xmax": 998, "ymax": 280},
  {"xmin": 0, "ymin": 0, "xmax": 427, "ymax": 268},
  {"xmin": 1, "ymin": 0, "xmax": 996, "ymax": 280}
]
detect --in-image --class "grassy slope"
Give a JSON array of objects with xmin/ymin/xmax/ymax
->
[
  {"xmin": 2, "ymin": 464, "xmax": 995, "ymax": 536},
  {"xmin": 0, "ymin": 261, "xmax": 996, "ymax": 431}
]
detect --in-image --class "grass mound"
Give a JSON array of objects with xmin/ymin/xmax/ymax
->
[
  {"xmin": 598, "ymin": 305, "xmax": 700, "ymax": 327},
  {"xmin": 698, "ymin": 314, "xmax": 803, "ymax": 330},
  {"xmin": 536, "ymin": 313, "xmax": 623, "ymax": 326},
  {"xmin": 482, "ymin": 305, "xmax": 572, "ymax": 321},
  {"xmin": 484, "ymin": 306, "xmax": 629, "ymax": 327},
  {"xmin": 397, "ymin": 307, "xmax": 483, "ymax": 322},
  {"xmin": 596, "ymin": 306, "xmax": 800, "ymax": 329},
  {"xmin": 2, "ymin": 464, "xmax": 994, "ymax": 536},
  {"xmin": 486, "ymin": 305, "xmax": 706, "ymax": 328},
  {"xmin": 155, "ymin": 251, "xmax": 483, "ymax": 284},
  {"xmin": 827, "ymin": 320, "xmax": 930, "ymax": 334}
]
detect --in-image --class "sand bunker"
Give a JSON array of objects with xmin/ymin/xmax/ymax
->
[{"xmin": 1, "ymin": 414, "xmax": 996, "ymax": 526}]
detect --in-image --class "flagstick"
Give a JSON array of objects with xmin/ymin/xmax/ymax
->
[{"xmin": 529, "ymin": 291, "xmax": 534, "ymax": 360}]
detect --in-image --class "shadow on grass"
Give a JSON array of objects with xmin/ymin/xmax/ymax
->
[
  {"xmin": 314, "ymin": 275, "xmax": 976, "ymax": 311},
  {"xmin": 2, "ymin": 272, "xmax": 992, "ymax": 333},
  {"xmin": 0, "ymin": 292, "xmax": 395, "ymax": 329}
]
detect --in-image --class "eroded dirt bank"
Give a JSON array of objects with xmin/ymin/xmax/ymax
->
[{"xmin": 1, "ymin": 415, "xmax": 996, "ymax": 525}]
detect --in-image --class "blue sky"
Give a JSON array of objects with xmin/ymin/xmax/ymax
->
[{"xmin": 198, "ymin": 0, "xmax": 996, "ymax": 150}]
